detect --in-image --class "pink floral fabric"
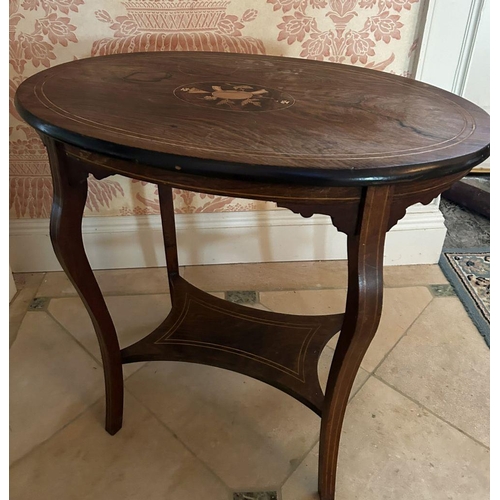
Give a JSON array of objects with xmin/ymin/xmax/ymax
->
[{"xmin": 10, "ymin": 0, "xmax": 424, "ymax": 218}]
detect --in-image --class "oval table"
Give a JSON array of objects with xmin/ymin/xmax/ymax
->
[{"xmin": 15, "ymin": 52, "xmax": 490, "ymax": 500}]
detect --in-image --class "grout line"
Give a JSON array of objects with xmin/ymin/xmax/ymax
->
[
  {"xmin": 372, "ymin": 374, "xmax": 490, "ymax": 451},
  {"xmin": 123, "ymin": 388, "xmax": 232, "ymax": 494},
  {"xmin": 279, "ymin": 435, "xmax": 320, "ymax": 489},
  {"xmin": 122, "ymin": 359, "xmax": 151, "ymax": 381},
  {"xmin": 20, "ymin": 273, "xmax": 46, "ymax": 303},
  {"xmin": 245, "ymin": 286, "xmax": 348, "ymax": 294},
  {"xmin": 348, "ymin": 372, "xmax": 372, "ymax": 402},
  {"xmin": 33, "ymin": 282, "xmax": 443, "ymax": 299},
  {"xmin": 44, "ymin": 308, "xmax": 151, "ymax": 383},
  {"xmin": 125, "ymin": 358, "xmax": 318, "ymax": 494},
  {"xmin": 254, "ymin": 301, "xmax": 273, "ymax": 313},
  {"xmin": 37, "ymin": 291, "xmax": 172, "ymax": 299},
  {"xmin": 45, "ymin": 308, "xmax": 105, "ymax": 368},
  {"xmin": 9, "ymin": 397, "xmax": 103, "ymax": 469},
  {"xmin": 384, "ymin": 283, "xmax": 450, "ymax": 289},
  {"xmin": 9, "ymin": 273, "xmax": 47, "ymax": 348},
  {"xmin": 274, "ymin": 292, "xmax": 439, "ymax": 488},
  {"xmin": 38, "ymin": 283, "xmax": 427, "ymax": 481},
  {"xmin": 369, "ymin": 297, "xmax": 435, "ymax": 375},
  {"xmin": 278, "ymin": 365, "xmax": 372, "ymax": 489},
  {"xmin": 9, "ymin": 288, "xmax": 23, "ymax": 304},
  {"xmin": 12, "ymin": 269, "xmax": 471, "ymax": 482},
  {"xmin": 367, "ymin": 295, "xmax": 490, "ymax": 451}
]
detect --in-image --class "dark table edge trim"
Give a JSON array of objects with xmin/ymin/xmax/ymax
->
[{"xmin": 15, "ymin": 97, "xmax": 490, "ymax": 188}]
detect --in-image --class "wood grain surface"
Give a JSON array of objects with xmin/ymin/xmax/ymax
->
[{"xmin": 15, "ymin": 52, "xmax": 489, "ymax": 185}]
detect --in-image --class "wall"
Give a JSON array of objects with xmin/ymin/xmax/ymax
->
[
  {"xmin": 462, "ymin": 0, "xmax": 489, "ymax": 114},
  {"xmin": 9, "ymin": 0, "xmax": 426, "ymax": 220},
  {"xmin": 415, "ymin": 0, "xmax": 489, "ymax": 174}
]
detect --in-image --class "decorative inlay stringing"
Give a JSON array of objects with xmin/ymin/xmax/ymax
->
[{"xmin": 154, "ymin": 294, "xmax": 321, "ymax": 381}]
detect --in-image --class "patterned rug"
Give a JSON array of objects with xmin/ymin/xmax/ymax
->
[{"xmin": 439, "ymin": 248, "xmax": 490, "ymax": 347}]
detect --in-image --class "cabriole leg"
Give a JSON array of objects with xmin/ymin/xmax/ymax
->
[
  {"xmin": 319, "ymin": 185, "xmax": 393, "ymax": 499},
  {"xmin": 46, "ymin": 139, "xmax": 123, "ymax": 435},
  {"xmin": 158, "ymin": 184, "xmax": 179, "ymax": 296}
]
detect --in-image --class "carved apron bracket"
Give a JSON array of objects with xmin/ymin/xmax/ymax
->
[{"xmin": 277, "ymin": 199, "xmax": 362, "ymax": 236}]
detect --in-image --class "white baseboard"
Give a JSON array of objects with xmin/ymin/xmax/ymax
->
[{"xmin": 9, "ymin": 202, "xmax": 446, "ymax": 272}]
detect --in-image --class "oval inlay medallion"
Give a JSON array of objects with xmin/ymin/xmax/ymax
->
[{"xmin": 173, "ymin": 82, "xmax": 295, "ymax": 112}]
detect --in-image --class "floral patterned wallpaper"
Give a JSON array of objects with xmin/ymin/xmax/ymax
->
[{"xmin": 9, "ymin": 0, "xmax": 425, "ymax": 218}]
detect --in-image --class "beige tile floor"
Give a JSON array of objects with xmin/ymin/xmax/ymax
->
[{"xmin": 9, "ymin": 262, "xmax": 489, "ymax": 499}]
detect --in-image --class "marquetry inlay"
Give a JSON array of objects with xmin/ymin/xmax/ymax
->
[{"xmin": 173, "ymin": 82, "xmax": 295, "ymax": 112}]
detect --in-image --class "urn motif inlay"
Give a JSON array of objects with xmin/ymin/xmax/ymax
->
[{"xmin": 173, "ymin": 82, "xmax": 295, "ymax": 112}]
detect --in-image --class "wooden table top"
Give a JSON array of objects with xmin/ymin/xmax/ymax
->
[{"xmin": 15, "ymin": 52, "xmax": 489, "ymax": 186}]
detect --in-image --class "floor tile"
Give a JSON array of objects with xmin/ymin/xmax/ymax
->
[
  {"xmin": 383, "ymin": 264, "xmax": 448, "ymax": 287},
  {"xmin": 10, "ymin": 312, "xmax": 104, "ymax": 464},
  {"xmin": 36, "ymin": 267, "xmax": 171, "ymax": 297},
  {"xmin": 47, "ymin": 295, "xmax": 170, "ymax": 356},
  {"xmin": 183, "ymin": 261, "xmax": 348, "ymax": 292},
  {"xmin": 260, "ymin": 287, "xmax": 432, "ymax": 372},
  {"xmin": 376, "ymin": 297, "xmax": 490, "ymax": 446},
  {"xmin": 126, "ymin": 361, "xmax": 322, "ymax": 489},
  {"xmin": 281, "ymin": 443, "xmax": 320, "ymax": 500},
  {"xmin": 9, "ymin": 262, "xmax": 489, "ymax": 499},
  {"xmin": 13, "ymin": 272, "xmax": 45, "ymax": 290},
  {"xmin": 35, "ymin": 272, "xmax": 77, "ymax": 297},
  {"xmin": 360, "ymin": 287, "xmax": 433, "ymax": 372},
  {"xmin": 10, "ymin": 394, "xmax": 229, "ymax": 500},
  {"xmin": 260, "ymin": 289, "xmax": 346, "ymax": 316},
  {"xmin": 9, "ymin": 273, "xmax": 45, "ymax": 347},
  {"xmin": 282, "ymin": 378, "xmax": 489, "ymax": 500},
  {"xmin": 121, "ymin": 346, "xmax": 366, "ymax": 489},
  {"xmin": 48, "ymin": 294, "xmax": 172, "ymax": 378},
  {"xmin": 318, "ymin": 346, "xmax": 370, "ymax": 400}
]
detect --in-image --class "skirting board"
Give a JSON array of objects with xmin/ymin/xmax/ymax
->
[{"xmin": 9, "ymin": 202, "xmax": 446, "ymax": 272}]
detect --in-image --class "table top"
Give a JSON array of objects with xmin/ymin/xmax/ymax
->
[{"xmin": 15, "ymin": 52, "xmax": 489, "ymax": 186}]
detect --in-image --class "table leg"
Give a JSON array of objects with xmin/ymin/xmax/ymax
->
[
  {"xmin": 46, "ymin": 139, "xmax": 124, "ymax": 435},
  {"xmin": 319, "ymin": 185, "xmax": 393, "ymax": 500},
  {"xmin": 158, "ymin": 184, "xmax": 179, "ymax": 294}
]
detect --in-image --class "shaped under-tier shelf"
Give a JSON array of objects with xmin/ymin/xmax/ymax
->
[{"xmin": 121, "ymin": 275, "xmax": 344, "ymax": 414}]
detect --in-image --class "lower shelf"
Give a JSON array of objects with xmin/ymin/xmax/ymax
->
[{"xmin": 121, "ymin": 275, "xmax": 344, "ymax": 414}]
